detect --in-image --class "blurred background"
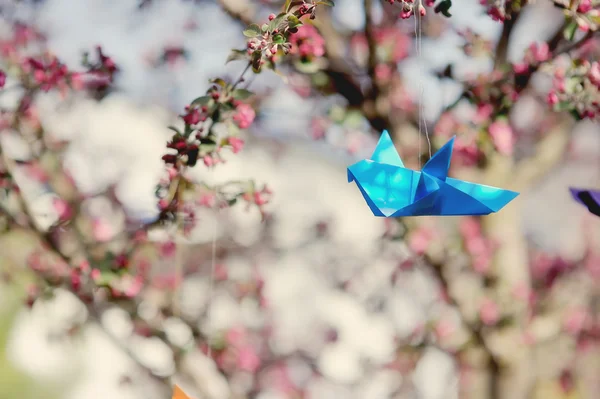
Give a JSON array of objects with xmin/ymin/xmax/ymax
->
[{"xmin": 0, "ymin": 0, "xmax": 598, "ymax": 398}]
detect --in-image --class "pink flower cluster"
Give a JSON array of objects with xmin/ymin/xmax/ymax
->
[
  {"xmin": 434, "ymin": 113, "xmax": 482, "ymax": 167},
  {"xmin": 530, "ymin": 252, "xmax": 576, "ymax": 289},
  {"xmin": 24, "ymin": 55, "xmax": 70, "ymax": 92},
  {"xmin": 547, "ymin": 60, "xmax": 600, "ymax": 119},
  {"xmin": 553, "ymin": 0, "xmax": 600, "ymax": 32},
  {"xmin": 459, "ymin": 217, "xmax": 497, "ymax": 275},
  {"xmin": 215, "ymin": 326, "xmax": 262, "ymax": 373},
  {"xmin": 385, "ymin": 0, "xmax": 435, "ymax": 19},
  {"xmin": 350, "ymin": 27, "xmax": 410, "ymax": 80},
  {"xmin": 233, "ymin": 102, "xmax": 256, "ymax": 129},
  {"xmin": 513, "ymin": 42, "xmax": 550, "ymax": 74},
  {"xmin": 480, "ymin": 0, "xmax": 512, "ymax": 21},
  {"xmin": 488, "ymin": 119, "xmax": 515, "ymax": 156},
  {"xmin": 289, "ymin": 25, "xmax": 326, "ymax": 60},
  {"xmin": 408, "ymin": 225, "xmax": 436, "ymax": 255}
]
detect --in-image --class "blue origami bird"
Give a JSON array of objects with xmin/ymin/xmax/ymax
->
[{"xmin": 347, "ymin": 131, "xmax": 519, "ymax": 217}]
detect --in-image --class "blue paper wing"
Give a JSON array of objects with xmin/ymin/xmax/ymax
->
[
  {"xmin": 348, "ymin": 160, "xmax": 419, "ymax": 216},
  {"xmin": 370, "ymin": 130, "xmax": 404, "ymax": 167},
  {"xmin": 445, "ymin": 178, "xmax": 519, "ymax": 213},
  {"xmin": 421, "ymin": 136, "xmax": 454, "ymax": 181}
]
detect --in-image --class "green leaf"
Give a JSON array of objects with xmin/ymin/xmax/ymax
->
[
  {"xmin": 261, "ymin": 23, "xmax": 269, "ymax": 32},
  {"xmin": 226, "ymin": 49, "xmax": 248, "ymax": 64},
  {"xmin": 243, "ymin": 24, "xmax": 261, "ymax": 37},
  {"xmin": 555, "ymin": 101, "xmax": 574, "ymax": 112},
  {"xmin": 316, "ymin": 0, "xmax": 335, "ymax": 6},
  {"xmin": 251, "ymin": 51, "xmax": 262, "ymax": 72},
  {"xmin": 210, "ymin": 78, "xmax": 227, "ymax": 87},
  {"xmin": 269, "ymin": 13, "xmax": 286, "ymax": 32},
  {"xmin": 294, "ymin": 59, "xmax": 321, "ymax": 74},
  {"xmin": 191, "ymin": 95, "xmax": 211, "ymax": 105},
  {"xmin": 287, "ymin": 15, "xmax": 303, "ymax": 29},
  {"xmin": 563, "ymin": 21, "xmax": 578, "ymax": 41},
  {"xmin": 434, "ymin": 0, "xmax": 452, "ymax": 17},
  {"xmin": 272, "ymin": 34, "xmax": 285, "ymax": 44},
  {"xmin": 227, "ymin": 198, "xmax": 238, "ymax": 206},
  {"xmin": 232, "ymin": 88, "xmax": 254, "ymax": 100},
  {"xmin": 285, "ymin": 0, "xmax": 304, "ymax": 12},
  {"xmin": 167, "ymin": 126, "xmax": 182, "ymax": 135}
]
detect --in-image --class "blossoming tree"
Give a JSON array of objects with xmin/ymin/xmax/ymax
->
[{"xmin": 0, "ymin": 0, "xmax": 598, "ymax": 398}]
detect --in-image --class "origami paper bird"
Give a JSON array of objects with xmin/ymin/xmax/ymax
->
[
  {"xmin": 569, "ymin": 188, "xmax": 600, "ymax": 217},
  {"xmin": 347, "ymin": 131, "xmax": 519, "ymax": 217},
  {"xmin": 172, "ymin": 385, "xmax": 192, "ymax": 399}
]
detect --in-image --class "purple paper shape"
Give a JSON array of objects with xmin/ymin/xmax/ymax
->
[{"xmin": 569, "ymin": 187, "xmax": 600, "ymax": 217}]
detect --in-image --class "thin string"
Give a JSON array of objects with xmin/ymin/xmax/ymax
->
[
  {"xmin": 206, "ymin": 200, "xmax": 218, "ymax": 359},
  {"xmin": 414, "ymin": 15, "xmax": 421, "ymax": 168},
  {"xmin": 416, "ymin": 6, "xmax": 432, "ymax": 162}
]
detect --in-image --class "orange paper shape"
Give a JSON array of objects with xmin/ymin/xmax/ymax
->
[{"xmin": 172, "ymin": 385, "xmax": 192, "ymax": 399}]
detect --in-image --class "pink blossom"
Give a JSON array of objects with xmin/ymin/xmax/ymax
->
[
  {"xmin": 0, "ymin": 69, "xmax": 5, "ymax": 89},
  {"xmin": 434, "ymin": 113, "xmax": 457, "ymax": 137},
  {"xmin": 459, "ymin": 217, "xmax": 481, "ymax": 239},
  {"xmin": 577, "ymin": 0, "xmax": 592, "ymax": 13},
  {"xmin": 375, "ymin": 64, "xmax": 393, "ymax": 81},
  {"xmin": 182, "ymin": 106, "xmax": 201, "ymax": 125},
  {"xmin": 26, "ymin": 164, "xmax": 48, "ymax": 182},
  {"xmin": 52, "ymin": 198, "xmax": 72, "ymax": 220},
  {"xmin": 203, "ymin": 155, "xmax": 215, "ymax": 167},
  {"xmin": 289, "ymin": 25, "xmax": 326, "ymax": 58},
  {"xmin": 232, "ymin": 103, "xmax": 255, "ymax": 129},
  {"xmin": 547, "ymin": 91, "xmax": 559, "ymax": 105},
  {"xmin": 236, "ymin": 345, "xmax": 261, "ymax": 372},
  {"xmin": 529, "ymin": 42, "xmax": 550, "ymax": 63},
  {"xmin": 159, "ymin": 241, "xmax": 176, "ymax": 258},
  {"xmin": 227, "ymin": 137, "xmax": 245, "ymax": 153},
  {"xmin": 124, "ymin": 275, "xmax": 144, "ymax": 298},
  {"xmin": 92, "ymin": 219, "xmax": 113, "ymax": 242},
  {"xmin": 472, "ymin": 254, "xmax": 491, "ymax": 274},
  {"xmin": 434, "ymin": 319, "xmax": 455, "ymax": 340},
  {"xmin": 513, "ymin": 62, "xmax": 529, "ymax": 74},
  {"xmin": 226, "ymin": 326, "xmax": 247, "ymax": 347},
  {"xmin": 158, "ymin": 198, "xmax": 170, "ymax": 210},
  {"xmin": 474, "ymin": 104, "xmax": 493, "ymax": 124},
  {"xmin": 488, "ymin": 120, "xmax": 515, "ymax": 156},
  {"xmin": 530, "ymin": 253, "xmax": 553, "ymax": 280},
  {"xmin": 408, "ymin": 227, "xmax": 434, "ymax": 255},
  {"xmin": 563, "ymin": 308, "xmax": 589, "ymax": 336},
  {"xmin": 588, "ymin": 62, "xmax": 600, "ymax": 88},
  {"xmin": 197, "ymin": 193, "xmax": 216, "ymax": 207},
  {"xmin": 454, "ymin": 137, "xmax": 480, "ymax": 166},
  {"xmin": 479, "ymin": 298, "xmax": 500, "ymax": 326},
  {"xmin": 310, "ymin": 118, "xmax": 327, "ymax": 140},
  {"xmin": 90, "ymin": 268, "xmax": 101, "ymax": 281}
]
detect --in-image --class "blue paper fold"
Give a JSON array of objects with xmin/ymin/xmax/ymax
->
[{"xmin": 348, "ymin": 131, "xmax": 520, "ymax": 217}]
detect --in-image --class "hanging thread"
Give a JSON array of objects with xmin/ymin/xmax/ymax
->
[
  {"xmin": 415, "ymin": 9, "xmax": 432, "ymax": 167},
  {"xmin": 206, "ymin": 199, "xmax": 218, "ymax": 360}
]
